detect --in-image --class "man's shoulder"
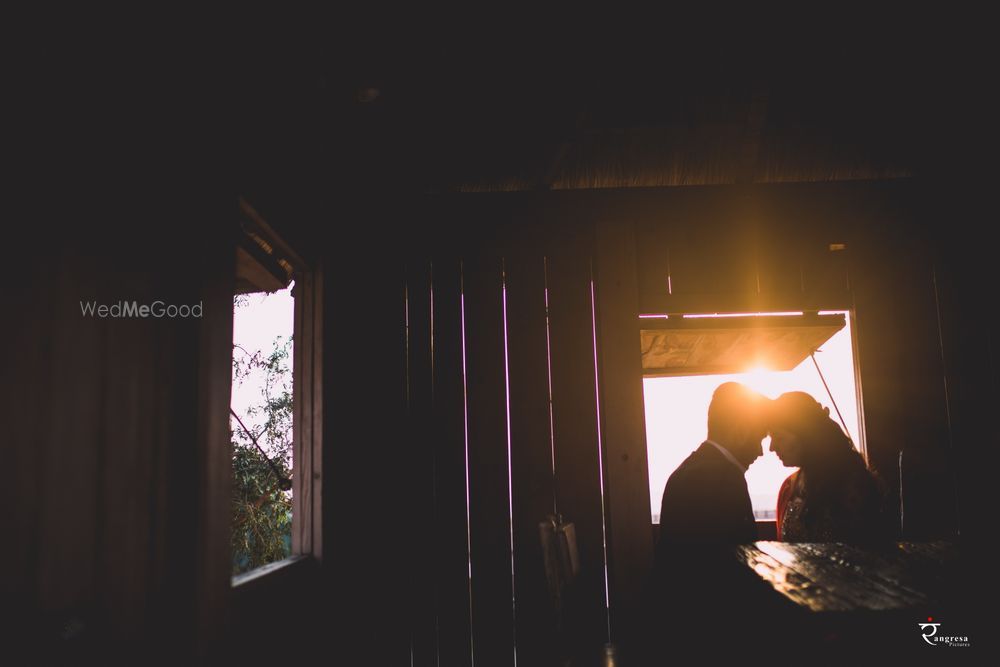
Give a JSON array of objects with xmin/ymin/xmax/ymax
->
[
  {"xmin": 665, "ymin": 444, "xmax": 725, "ymax": 487},
  {"xmin": 676, "ymin": 442, "xmax": 737, "ymax": 473},
  {"xmin": 664, "ymin": 443, "xmax": 745, "ymax": 499}
]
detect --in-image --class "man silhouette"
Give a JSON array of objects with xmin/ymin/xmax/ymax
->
[
  {"xmin": 657, "ymin": 381, "xmax": 770, "ymax": 547},
  {"xmin": 639, "ymin": 382, "xmax": 773, "ymax": 660}
]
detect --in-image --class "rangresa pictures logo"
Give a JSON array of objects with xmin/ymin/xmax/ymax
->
[{"xmin": 918, "ymin": 617, "xmax": 970, "ymax": 647}]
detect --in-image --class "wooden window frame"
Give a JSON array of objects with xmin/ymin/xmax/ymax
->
[{"xmin": 231, "ymin": 198, "xmax": 323, "ymax": 588}]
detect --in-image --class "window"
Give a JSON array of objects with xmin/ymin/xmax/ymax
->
[
  {"xmin": 643, "ymin": 311, "xmax": 862, "ymax": 522},
  {"xmin": 231, "ymin": 285, "xmax": 295, "ymax": 574},
  {"xmin": 230, "ymin": 198, "xmax": 322, "ymax": 582}
]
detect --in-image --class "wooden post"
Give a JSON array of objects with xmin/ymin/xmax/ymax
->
[{"xmin": 592, "ymin": 219, "xmax": 654, "ymax": 657}]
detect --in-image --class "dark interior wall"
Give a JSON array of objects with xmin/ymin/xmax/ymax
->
[
  {"xmin": 316, "ymin": 178, "xmax": 976, "ymax": 662},
  {"xmin": 406, "ymin": 177, "xmax": 971, "ymax": 565},
  {"xmin": 920, "ymin": 185, "xmax": 997, "ymax": 546},
  {"xmin": 3, "ymin": 203, "xmax": 236, "ymax": 662},
  {"xmin": 754, "ymin": 179, "xmax": 983, "ymax": 543},
  {"xmin": 320, "ymin": 214, "xmax": 412, "ymax": 664},
  {"xmin": 305, "ymin": 193, "xmax": 640, "ymax": 664}
]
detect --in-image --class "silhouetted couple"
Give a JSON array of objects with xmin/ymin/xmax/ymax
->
[
  {"xmin": 658, "ymin": 382, "xmax": 882, "ymax": 546},
  {"xmin": 640, "ymin": 382, "xmax": 884, "ymax": 660}
]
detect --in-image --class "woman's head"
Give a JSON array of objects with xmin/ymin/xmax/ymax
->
[
  {"xmin": 767, "ymin": 391, "xmax": 883, "ymax": 537},
  {"xmin": 767, "ymin": 391, "xmax": 853, "ymax": 468}
]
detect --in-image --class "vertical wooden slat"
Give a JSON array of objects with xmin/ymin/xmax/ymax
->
[
  {"xmin": 932, "ymin": 232, "xmax": 994, "ymax": 545},
  {"xmin": 309, "ymin": 265, "xmax": 324, "ymax": 562},
  {"xmin": 290, "ymin": 264, "xmax": 324, "ymax": 561},
  {"xmin": 368, "ymin": 257, "xmax": 412, "ymax": 664},
  {"xmin": 545, "ymin": 222, "xmax": 609, "ymax": 663},
  {"xmin": 193, "ymin": 226, "xmax": 237, "ymax": 660},
  {"xmin": 506, "ymin": 239, "xmax": 559, "ymax": 665},
  {"xmin": 324, "ymin": 247, "xmax": 410, "ymax": 664},
  {"xmin": 431, "ymin": 257, "xmax": 474, "ymax": 666},
  {"xmin": 853, "ymin": 239, "xmax": 953, "ymax": 537},
  {"xmin": 592, "ymin": 219, "xmax": 654, "ymax": 659},
  {"xmin": 464, "ymin": 251, "xmax": 515, "ymax": 667},
  {"xmin": 292, "ymin": 270, "xmax": 313, "ymax": 555},
  {"xmin": 406, "ymin": 259, "xmax": 439, "ymax": 666},
  {"xmin": 321, "ymin": 255, "xmax": 366, "ymax": 658}
]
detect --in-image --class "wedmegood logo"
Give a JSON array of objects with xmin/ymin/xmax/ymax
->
[{"xmin": 80, "ymin": 301, "xmax": 203, "ymax": 318}]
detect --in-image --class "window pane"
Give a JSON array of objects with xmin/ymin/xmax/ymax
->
[
  {"xmin": 231, "ymin": 285, "xmax": 295, "ymax": 573},
  {"xmin": 645, "ymin": 311, "xmax": 860, "ymax": 522}
]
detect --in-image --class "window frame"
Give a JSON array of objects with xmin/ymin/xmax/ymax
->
[{"xmin": 230, "ymin": 198, "xmax": 323, "ymax": 587}]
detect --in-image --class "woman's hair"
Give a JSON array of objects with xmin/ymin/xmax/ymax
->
[{"xmin": 769, "ymin": 392, "xmax": 854, "ymax": 463}]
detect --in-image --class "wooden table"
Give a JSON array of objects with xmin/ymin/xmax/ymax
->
[
  {"xmin": 735, "ymin": 541, "xmax": 959, "ymax": 613},
  {"xmin": 729, "ymin": 541, "xmax": 978, "ymax": 654}
]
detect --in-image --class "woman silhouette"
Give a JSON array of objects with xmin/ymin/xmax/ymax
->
[{"xmin": 768, "ymin": 391, "xmax": 885, "ymax": 542}]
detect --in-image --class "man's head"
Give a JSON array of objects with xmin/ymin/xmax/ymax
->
[{"xmin": 706, "ymin": 382, "xmax": 771, "ymax": 468}]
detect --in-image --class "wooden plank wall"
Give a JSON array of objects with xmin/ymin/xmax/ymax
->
[
  {"xmin": 382, "ymin": 179, "xmax": 965, "ymax": 664},
  {"xmin": 293, "ymin": 179, "xmax": 973, "ymax": 664},
  {"xmin": 931, "ymin": 217, "xmax": 996, "ymax": 547},
  {"xmin": 388, "ymin": 200, "xmax": 618, "ymax": 665}
]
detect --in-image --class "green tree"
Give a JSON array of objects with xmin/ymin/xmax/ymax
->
[{"xmin": 231, "ymin": 313, "xmax": 294, "ymax": 575}]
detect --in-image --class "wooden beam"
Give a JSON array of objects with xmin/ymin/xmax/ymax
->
[
  {"xmin": 237, "ymin": 196, "xmax": 308, "ymax": 272},
  {"xmin": 638, "ymin": 288, "xmax": 854, "ymax": 316}
]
